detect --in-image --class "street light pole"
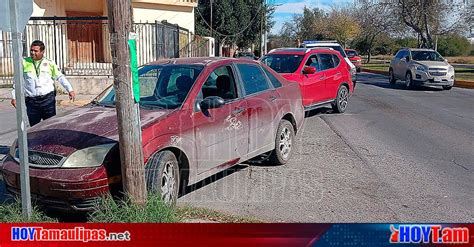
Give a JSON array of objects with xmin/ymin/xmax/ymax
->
[{"xmin": 210, "ymin": 0, "xmax": 213, "ymax": 38}]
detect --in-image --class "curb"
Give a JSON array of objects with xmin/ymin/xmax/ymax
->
[{"xmin": 361, "ymin": 68, "xmax": 474, "ymax": 89}]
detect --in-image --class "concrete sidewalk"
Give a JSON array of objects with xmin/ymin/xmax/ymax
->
[{"xmin": 0, "ymin": 88, "xmax": 96, "ymax": 107}]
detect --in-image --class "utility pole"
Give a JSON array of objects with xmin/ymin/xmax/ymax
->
[
  {"xmin": 7, "ymin": 0, "xmax": 32, "ymax": 219},
  {"xmin": 107, "ymin": 0, "xmax": 146, "ymax": 204}
]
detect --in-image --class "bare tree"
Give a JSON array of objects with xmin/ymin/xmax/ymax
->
[
  {"xmin": 353, "ymin": 0, "xmax": 396, "ymax": 62},
  {"xmin": 384, "ymin": 0, "xmax": 470, "ymax": 49}
]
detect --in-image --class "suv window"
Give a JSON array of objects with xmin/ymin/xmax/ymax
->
[
  {"xmin": 261, "ymin": 54, "xmax": 304, "ymax": 73},
  {"xmin": 395, "ymin": 50, "xmax": 402, "ymax": 59},
  {"xmin": 332, "ymin": 54, "xmax": 340, "ymax": 67},
  {"xmin": 317, "ymin": 53, "xmax": 335, "ymax": 71},
  {"xmin": 305, "ymin": 55, "xmax": 321, "ymax": 71},
  {"xmin": 201, "ymin": 65, "xmax": 238, "ymax": 101},
  {"xmin": 262, "ymin": 67, "xmax": 282, "ymax": 88},
  {"xmin": 237, "ymin": 63, "xmax": 270, "ymax": 95}
]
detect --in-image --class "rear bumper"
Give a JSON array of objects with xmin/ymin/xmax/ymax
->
[{"xmin": 1, "ymin": 156, "xmax": 110, "ymax": 212}]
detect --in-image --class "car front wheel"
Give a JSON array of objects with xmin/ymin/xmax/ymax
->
[
  {"xmin": 332, "ymin": 85, "xmax": 349, "ymax": 113},
  {"xmin": 268, "ymin": 119, "xmax": 295, "ymax": 165},
  {"xmin": 145, "ymin": 150, "xmax": 180, "ymax": 205}
]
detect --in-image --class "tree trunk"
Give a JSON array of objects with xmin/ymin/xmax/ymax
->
[{"xmin": 107, "ymin": 0, "xmax": 147, "ymax": 205}]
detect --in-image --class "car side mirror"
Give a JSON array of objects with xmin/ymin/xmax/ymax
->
[
  {"xmin": 444, "ymin": 58, "xmax": 448, "ymax": 62},
  {"xmin": 200, "ymin": 96, "xmax": 225, "ymax": 110},
  {"xmin": 303, "ymin": 66, "xmax": 317, "ymax": 74},
  {"xmin": 400, "ymin": 57, "xmax": 407, "ymax": 62}
]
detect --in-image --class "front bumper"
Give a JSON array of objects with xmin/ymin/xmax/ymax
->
[
  {"xmin": 1, "ymin": 156, "xmax": 110, "ymax": 212},
  {"xmin": 414, "ymin": 71, "xmax": 454, "ymax": 87}
]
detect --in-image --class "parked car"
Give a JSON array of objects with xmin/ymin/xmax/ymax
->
[
  {"xmin": 389, "ymin": 48, "xmax": 455, "ymax": 90},
  {"xmin": 261, "ymin": 47, "xmax": 353, "ymax": 113},
  {"xmin": 234, "ymin": 52, "xmax": 258, "ymax": 60},
  {"xmin": 345, "ymin": 49, "xmax": 362, "ymax": 72},
  {"xmin": 300, "ymin": 41, "xmax": 357, "ymax": 85},
  {"xmin": 1, "ymin": 57, "xmax": 304, "ymax": 212}
]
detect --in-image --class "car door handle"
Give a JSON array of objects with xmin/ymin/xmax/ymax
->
[
  {"xmin": 269, "ymin": 95, "xmax": 278, "ymax": 102},
  {"xmin": 319, "ymin": 76, "xmax": 326, "ymax": 80},
  {"xmin": 232, "ymin": 108, "xmax": 245, "ymax": 115},
  {"xmin": 336, "ymin": 72, "xmax": 341, "ymax": 76}
]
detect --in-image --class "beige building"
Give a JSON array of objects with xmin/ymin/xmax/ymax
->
[{"xmin": 32, "ymin": 0, "xmax": 197, "ymax": 32}]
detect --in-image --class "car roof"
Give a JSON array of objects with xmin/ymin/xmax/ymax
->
[
  {"xmin": 400, "ymin": 48, "xmax": 436, "ymax": 52},
  {"xmin": 147, "ymin": 57, "xmax": 257, "ymax": 66},
  {"xmin": 268, "ymin": 47, "xmax": 337, "ymax": 55}
]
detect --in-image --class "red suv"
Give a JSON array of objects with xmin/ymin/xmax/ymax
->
[
  {"xmin": 1, "ymin": 57, "xmax": 304, "ymax": 212},
  {"xmin": 345, "ymin": 49, "xmax": 362, "ymax": 72},
  {"xmin": 262, "ymin": 48, "xmax": 353, "ymax": 113}
]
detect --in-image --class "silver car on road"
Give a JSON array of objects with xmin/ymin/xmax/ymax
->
[{"xmin": 389, "ymin": 48, "xmax": 455, "ymax": 90}]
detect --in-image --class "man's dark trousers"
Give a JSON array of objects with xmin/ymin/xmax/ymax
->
[{"xmin": 25, "ymin": 91, "xmax": 56, "ymax": 126}]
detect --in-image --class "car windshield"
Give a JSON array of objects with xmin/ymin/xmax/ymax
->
[
  {"xmin": 346, "ymin": 50, "xmax": 358, "ymax": 57},
  {"xmin": 261, "ymin": 54, "xmax": 304, "ymax": 73},
  {"xmin": 411, "ymin": 51, "xmax": 445, "ymax": 62},
  {"xmin": 97, "ymin": 64, "xmax": 203, "ymax": 109}
]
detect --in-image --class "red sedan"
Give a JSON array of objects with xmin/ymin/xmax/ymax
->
[
  {"xmin": 345, "ymin": 49, "xmax": 362, "ymax": 72},
  {"xmin": 261, "ymin": 48, "xmax": 353, "ymax": 113},
  {"xmin": 2, "ymin": 57, "xmax": 304, "ymax": 212}
]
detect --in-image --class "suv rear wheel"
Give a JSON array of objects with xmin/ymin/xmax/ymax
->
[
  {"xmin": 332, "ymin": 85, "xmax": 349, "ymax": 113},
  {"xmin": 389, "ymin": 69, "xmax": 396, "ymax": 84}
]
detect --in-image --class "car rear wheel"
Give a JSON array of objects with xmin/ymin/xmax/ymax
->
[
  {"xmin": 389, "ymin": 69, "xmax": 396, "ymax": 84},
  {"xmin": 332, "ymin": 85, "xmax": 349, "ymax": 113},
  {"xmin": 443, "ymin": 85, "xmax": 452, "ymax": 90},
  {"xmin": 268, "ymin": 119, "xmax": 294, "ymax": 165},
  {"xmin": 405, "ymin": 72, "xmax": 414, "ymax": 89},
  {"xmin": 145, "ymin": 150, "xmax": 180, "ymax": 205}
]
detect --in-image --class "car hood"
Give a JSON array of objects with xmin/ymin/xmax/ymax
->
[
  {"xmin": 26, "ymin": 105, "xmax": 171, "ymax": 156},
  {"xmin": 414, "ymin": 60, "xmax": 449, "ymax": 68}
]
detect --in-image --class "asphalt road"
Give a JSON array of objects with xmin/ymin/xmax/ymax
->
[
  {"xmin": 0, "ymin": 73, "xmax": 472, "ymax": 222},
  {"xmin": 179, "ymin": 72, "xmax": 473, "ymax": 222}
]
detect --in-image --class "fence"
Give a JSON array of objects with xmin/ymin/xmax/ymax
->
[{"xmin": 0, "ymin": 17, "xmax": 212, "ymax": 85}]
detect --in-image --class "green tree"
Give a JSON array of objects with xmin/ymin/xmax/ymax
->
[
  {"xmin": 437, "ymin": 34, "xmax": 471, "ymax": 56},
  {"xmin": 195, "ymin": 0, "xmax": 274, "ymax": 52}
]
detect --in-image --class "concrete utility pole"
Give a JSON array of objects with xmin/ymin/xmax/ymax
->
[{"xmin": 106, "ymin": 0, "xmax": 146, "ymax": 204}]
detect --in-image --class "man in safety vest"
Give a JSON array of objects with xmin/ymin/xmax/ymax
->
[{"xmin": 11, "ymin": 40, "xmax": 76, "ymax": 126}]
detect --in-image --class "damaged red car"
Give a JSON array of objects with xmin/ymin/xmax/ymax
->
[{"xmin": 1, "ymin": 57, "xmax": 304, "ymax": 212}]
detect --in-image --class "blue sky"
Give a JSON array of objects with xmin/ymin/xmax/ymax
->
[{"xmin": 271, "ymin": 0, "xmax": 353, "ymax": 34}]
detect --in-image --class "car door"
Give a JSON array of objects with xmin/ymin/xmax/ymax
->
[
  {"xmin": 317, "ymin": 53, "xmax": 337, "ymax": 101},
  {"xmin": 324, "ymin": 53, "xmax": 344, "ymax": 99},
  {"xmin": 394, "ymin": 50, "xmax": 407, "ymax": 79},
  {"xmin": 301, "ymin": 54, "xmax": 327, "ymax": 105},
  {"xmin": 193, "ymin": 64, "xmax": 249, "ymax": 173},
  {"xmin": 235, "ymin": 62, "xmax": 279, "ymax": 154}
]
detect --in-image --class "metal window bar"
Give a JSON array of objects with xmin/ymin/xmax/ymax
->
[{"xmin": 0, "ymin": 17, "xmax": 214, "ymax": 86}]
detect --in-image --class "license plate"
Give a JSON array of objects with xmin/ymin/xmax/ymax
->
[{"xmin": 434, "ymin": 77, "xmax": 441, "ymax": 83}]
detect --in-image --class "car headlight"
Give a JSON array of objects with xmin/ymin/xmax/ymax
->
[
  {"xmin": 9, "ymin": 139, "xmax": 17, "ymax": 158},
  {"xmin": 61, "ymin": 143, "xmax": 116, "ymax": 168},
  {"xmin": 448, "ymin": 66, "xmax": 454, "ymax": 73},
  {"xmin": 415, "ymin": 65, "xmax": 427, "ymax": 72}
]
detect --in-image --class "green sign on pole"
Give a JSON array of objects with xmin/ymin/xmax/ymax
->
[{"xmin": 128, "ymin": 33, "xmax": 140, "ymax": 103}]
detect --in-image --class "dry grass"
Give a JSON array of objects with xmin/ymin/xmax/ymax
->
[{"xmin": 446, "ymin": 56, "xmax": 474, "ymax": 64}]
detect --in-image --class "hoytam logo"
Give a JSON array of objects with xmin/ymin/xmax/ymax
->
[
  {"xmin": 11, "ymin": 227, "xmax": 131, "ymax": 242},
  {"xmin": 390, "ymin": 225, "xmax": 469, "ymax": 244}
]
